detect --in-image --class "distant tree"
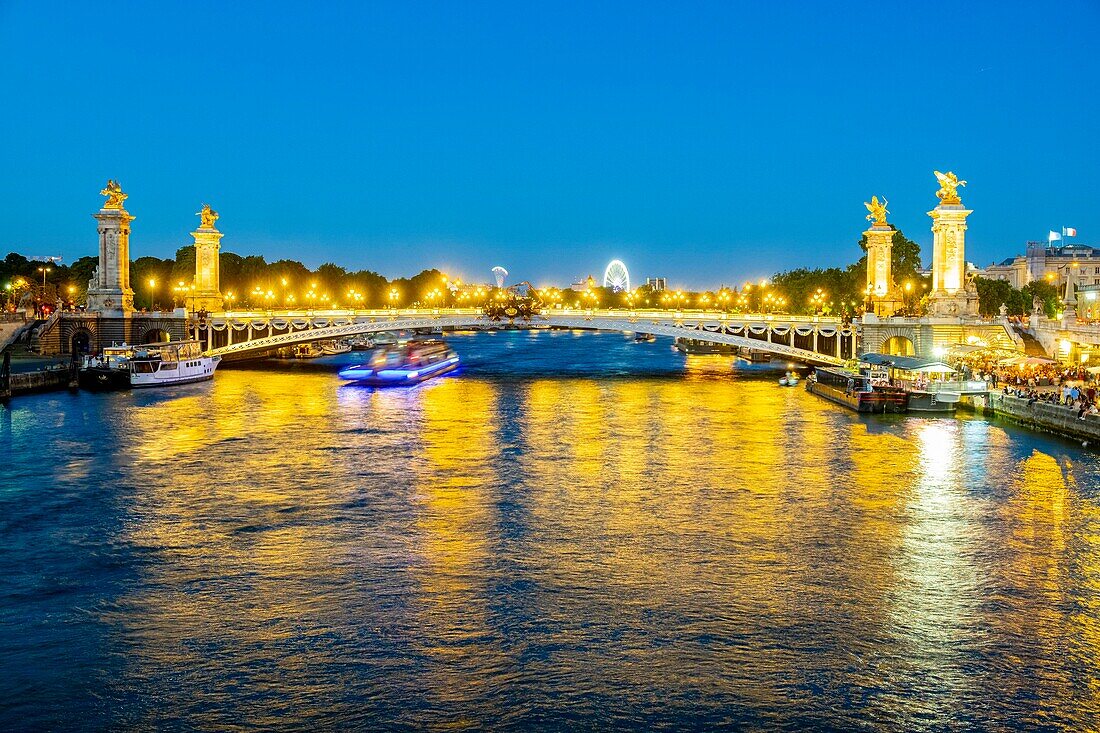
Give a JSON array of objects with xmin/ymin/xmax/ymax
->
[
  {"xmin": 770, "ymin": 267, "xmax": 863, "ymax": 315},
  {"xmin": 237, "ymin": 255, "xmax": 268, "ymax": 298},
  {"xmin": 170, "ymin": 246, "xmax": 195, "ymax": 286},
  {"xmin": 348, "ymin": 269, "xmax": 388, "ymax": 306},
  {"xmin": 67, "ymin": 256, "xmax": 98, "ymax": 304},
  {"xmin": 270, "ymin": 259, "xmax": 311, "ymax": 289},
  {"xmin": 219, "ymin": 252, "xmax": 244, "ymax": 295},
  {"xmin": 974, "ymin": 277, "xmax": 1016, "ymax": 317},
  {"xmin": 131, "ymin": 256, "xmax": 173, "ymax": 309},
  {"xmin": 1023, "ymin": 280, "xmax": 1061, "ymax": 318},
  {"xmin": 406, "ymin": 269, "xmax": 446, "ymax": 306}
]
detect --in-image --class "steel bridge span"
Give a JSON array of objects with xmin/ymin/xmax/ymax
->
[{"xmin": 199, "ymin": 309, "xmax": 855, "ymax": 366}]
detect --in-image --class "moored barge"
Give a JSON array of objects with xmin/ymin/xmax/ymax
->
[{"xmin": 805, "ymin": 367, "xmax": 908, "ymax": 413}]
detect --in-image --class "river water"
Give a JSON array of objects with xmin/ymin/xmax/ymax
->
[{"xmin": 3, "ymin": 330, "xmax": 1100, "ymax": 730}]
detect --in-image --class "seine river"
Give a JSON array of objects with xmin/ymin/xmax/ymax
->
[{"xmin": 3, "ymin": 330, "xmax": 1100, "ymax": 730}]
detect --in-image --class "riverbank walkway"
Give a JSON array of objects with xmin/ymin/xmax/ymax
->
[{"xmin": 986, "ymin": 390, "xmax": 1100, "ymax": 443}]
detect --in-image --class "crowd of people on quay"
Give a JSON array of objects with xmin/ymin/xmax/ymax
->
[
  {"xmin": 1002, "ymin": 383, "xmax": 1100, "ymax": 420},
  {"xmin": 947, "ymin": 348, "xmax": 1096, "ymax": 388},
  {"xmin": 938, "ymin": 346, "xmax": 1100, "ymax": 420}
]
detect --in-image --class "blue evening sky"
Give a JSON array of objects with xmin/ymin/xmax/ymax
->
[{"xmin": 1, "ymin": 1, "xmax": 1097, "ymax": 288}]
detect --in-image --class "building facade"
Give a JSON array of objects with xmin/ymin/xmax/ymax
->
[{"xmin": 985, "ymin": 242, "xmax": 1100, "ymax": 289}]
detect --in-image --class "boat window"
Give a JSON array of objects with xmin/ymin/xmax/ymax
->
[
  {"xmin": 134, "ymin": 362, "xmax": 155, "ymax": 373},
  {"xmin": 158, "ymin": 362, "xmax": 177, "ymax": 370}
]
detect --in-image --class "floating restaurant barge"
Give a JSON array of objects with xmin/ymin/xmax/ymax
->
[
  {"xmin": 858, "ymin": 353, "xmax": 962, "ymax": 413},
  {"xmin": 804, "ymin": 367, "xmax": 908, "ymax": 413},
  {"xmin": 805, "ymin": 354, "xmax": 991, "ymax": 415}
]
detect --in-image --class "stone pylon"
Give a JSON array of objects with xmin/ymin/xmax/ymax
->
[
  {"xmin": 864, "ymin": 223, "xmax": 903, "ymax": 316},
  {"xmin": 87, "ymin": 181, "xmax": 136, "ymax": 314},
  {"xmin": 190, "ymin": 204, "xmax": 224, "ymax": 312},
  {"xmin": 927, "ymin": 172, "xmax": 979, "ymax": 317},
  {"xmin": 860, "ymin": 196, "xmax": 902, "ymax": 317}
]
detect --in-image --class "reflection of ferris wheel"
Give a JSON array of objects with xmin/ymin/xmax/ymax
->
[
  {"xmin": 602, "ymin": 259, "xmax": 630, "ymax": 292},
  {"xmin": 491, "ymin": 266, "xmax": 508, "ymax": 289}
]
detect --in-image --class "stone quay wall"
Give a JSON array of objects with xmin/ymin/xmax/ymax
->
[
  {"xmin": 8, "ymin": 368, "xmax": 74, "ymax": 396},
  {"xmin": 986, "ymin": 392, "xmax": 1100, "ymax": 443}
]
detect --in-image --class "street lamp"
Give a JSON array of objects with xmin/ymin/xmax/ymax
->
[
  {"xmin": 810, "ymin": 287, "xmax": 827, "ymax": 315},
  {"xmin": 38, "ymin": 266, "xmax": 52, "ymax": 287},
  {"xmin": 147, "ymin": 278, "xmax": 156, "ymax": 310}
]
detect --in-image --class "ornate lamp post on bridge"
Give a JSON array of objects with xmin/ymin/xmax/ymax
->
[
  {"xmin": 810, "ymin": 288, "xmax": 827, "ymax": 315},
  {"xmin": 717, "ymin": 288, "xmax": 731, "ymax": 311}
]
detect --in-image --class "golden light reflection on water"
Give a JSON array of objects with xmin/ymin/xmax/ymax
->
[
  {"xmin": 403, "ymin": 379, "xmax": 509, "ymax": 720},
  {"xmin": 63, "ymin": 356, "xmax": 1100, "ymax": 729}
]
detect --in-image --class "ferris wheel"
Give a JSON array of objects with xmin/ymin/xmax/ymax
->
[{"xmin": 602, "ymin": 259, "xmax": 630, "ymax": 292}]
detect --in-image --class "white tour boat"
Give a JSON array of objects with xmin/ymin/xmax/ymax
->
[
  {"xmin": 320, "ymin": 340, "xmax": 352, "ymax": 355},
  {"xmin": 129, "ymin": 340, "xmax": 219, "ymax": 387}
]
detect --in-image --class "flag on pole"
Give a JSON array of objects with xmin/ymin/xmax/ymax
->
[
  {"xmin": 1049, "ymin": 230, "xmax": 1062, "ymax": 242},
  {"xmin": 1063, "ymin": 227, "xmax": 1077, "ymax": 237}
]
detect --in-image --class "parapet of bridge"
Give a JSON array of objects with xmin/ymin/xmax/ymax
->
[
  {"xmin": 30, "ymin": 311, "xmax": 190, "ymax": 356},
  {"xmin": 1028, "ymin": 312, "xmax": 1100, "ymax": 362}
]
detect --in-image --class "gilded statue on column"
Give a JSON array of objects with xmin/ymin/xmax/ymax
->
[
  {"xmin": 934, "ymin": 170, "xmax": 966, "ymax": 204},
  {"xmin": 99, "ymin": 179, "xmax": 128, "ymax": 209},
  {"xmin": 197, "ymin": 203, "xmax": 219, "ymax": 229},
  {"xmin": 864, "ymin": 195, "xmax": 889, "ymax": 226}
]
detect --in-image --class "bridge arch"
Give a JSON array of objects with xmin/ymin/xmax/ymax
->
[
  {"xmin": 873, "ymin": 327, "xmax": 918, "ymax": 356},
  {"xmin": 202, "ymin": 313, "xmax": 851, "ymax": 367},
  {"xmin": 70, "ymin": 328, "xmax": 93, "ymax": 355},
  {"xmin": 883, "ymin": 335, "xmax": 915, "ymax": 356},
  {"xmin": 142, "ymin": 328, "xmax": 171, "ymax": 343}
]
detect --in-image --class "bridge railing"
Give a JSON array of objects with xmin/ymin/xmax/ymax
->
[
  {"xmin": 207, "ymin": 307, "xmax": 841, "ymax": 325},
  {"xmin": 924, "ymin": 379, "xmax": 990, "ymax": 394}
]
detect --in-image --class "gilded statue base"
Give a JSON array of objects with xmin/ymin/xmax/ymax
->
[
  {"xmin": 927, "ymin": 289, "xmax": 980, "ymax": 318},
  {"xmin": 86, "ymin": 287, "xmax": 135, "ymax": 315}
]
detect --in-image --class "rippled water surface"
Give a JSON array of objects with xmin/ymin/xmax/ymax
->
[{"xmin": 3, "ymin": 331, "xmax": 1100, "ymax": 730}]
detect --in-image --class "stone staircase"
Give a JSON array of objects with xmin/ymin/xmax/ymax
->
[
  {"xmin": 0, "ymin": 316, "xmax": 41, "ymax": 354},
  {"xmin": 26, "ymin": 311, "xmax": 61, "ymax": 354},
  {"xmin": 1014, "ymin": 327, "xmax": 1050, "ymax": 357}
]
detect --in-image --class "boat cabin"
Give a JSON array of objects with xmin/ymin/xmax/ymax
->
[
  {"xmin": 130, "ymin": 340, "xmax": 205, "ymax": 375},
  {"xmin": 858, "ymin": 353, "xmax": 957, "ymax": 391},
  {"xmin": 83, "ymin": 343, "xmax": 133, "ymax": 370},
  {"xmin": 371, "ymin": 340, "xmax": 452, "ymax": 369}
]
